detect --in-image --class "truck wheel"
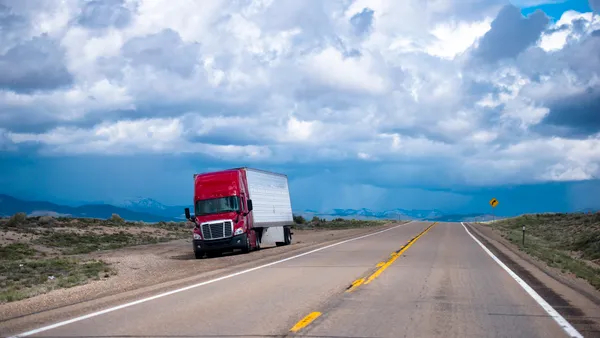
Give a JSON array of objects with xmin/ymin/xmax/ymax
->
[
  {"xmin": 242, "ymin": 235, "xmax": 251, "ymax": 253},
  {"xmin": 255, "ymin": 236, "xmax": 261, "ymax": 251},
  {"xmin": 276, "ymin": 228, "xmax": 291, "ymax": 247},
  {"xmin": 284, "ymin": 227, "xmax": 292, "ymax": 245},
  {"xmin": 194, "ymin": 251, "xmax": 204, "ymax": 259}
]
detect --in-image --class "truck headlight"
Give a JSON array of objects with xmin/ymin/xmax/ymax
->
[
  {"xmin": 193, "ymin": 233, "xmax": 202, "ymax": 240},
  {"xmin": 234, "ymin": 228, "xmax": 245, "ymax": 235}
]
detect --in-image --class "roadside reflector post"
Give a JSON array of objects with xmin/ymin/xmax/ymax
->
[{"xmin": 522, "ymin": 225, "xmax": 525, "ymax": 247}]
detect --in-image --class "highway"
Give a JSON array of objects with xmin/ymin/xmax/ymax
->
[{"xmin": 8, "ymin": 221, "xmax": 578, "ymax": 338}]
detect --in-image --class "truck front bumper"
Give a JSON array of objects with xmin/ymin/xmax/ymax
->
[{"xmin": 193, "ymin": 233, "xmax": 247, "ymax": 252}]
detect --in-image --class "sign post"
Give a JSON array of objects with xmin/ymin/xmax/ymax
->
[{"xmin": 489, "ymin": 198, "xmax": 499, "ymax": 222}]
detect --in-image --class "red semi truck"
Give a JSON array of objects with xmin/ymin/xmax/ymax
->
[{"xmin": 184, "ymin": 167, "xmax": 294, "ymax": 259}]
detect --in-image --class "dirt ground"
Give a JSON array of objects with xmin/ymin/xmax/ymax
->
[{"xmin": 0, "ymin": 224, "xmax": 397, "ymax": 322}]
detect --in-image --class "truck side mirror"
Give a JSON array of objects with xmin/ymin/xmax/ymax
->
[
  {"xmin": 247, "ymin": 199, "xmax": 253, "ymax": 212},
  {"xmin": 184, "ymin": 208, "xmax": 191, "ymax": 220}
]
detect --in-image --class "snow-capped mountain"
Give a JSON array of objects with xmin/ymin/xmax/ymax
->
[
  {"xmin": 0, "ymin": 194, "xmax": 170, "ymax": 222},
  {"xmin": 119, "ymin": 197, "xmax": 187, "ymax": 219},
  {"xmin": 120, "ymin": 197, "xmax": 168, "ymax": 211}
]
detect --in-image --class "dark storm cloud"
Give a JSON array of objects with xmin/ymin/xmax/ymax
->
[
  {"xmin": 121, "ymin": 29, "xmax": 199, "ymax": 77},
  {"xmin": 538, "ymin": 86, "xmax": 600, "ymax": 137},
  {"xmin": 474, "ymin": 5, "xmax": 549, "ymax": 62},
  {"xmin": 0, "ymin": 35, "xmax": 73, "ymax": 93},
  {"xmin": 526, "ymin": 26, "xmax": 600, "ymax": 138},
  {"xmin": 77, "ymin": 0, "xmax": 133, "ymax": 29}
]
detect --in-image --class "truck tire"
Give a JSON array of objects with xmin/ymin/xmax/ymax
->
[
  {"xmin": 284, "ymin": 227, "xmax": 292, "ymax": 245},
  {"xmin": 242, "ymin": 235, "xmax": 251, "ymax": 253},
  {"xmin": 194, "ymin": 251, "xmax": 204, "ymax": 259},
  {"xmin": 276, "ymin": 227, "xmax": 292, "ymax": 246},
  {"xmin": 255, "ymin": 235, "xmax": 261, "ymax": 251}
]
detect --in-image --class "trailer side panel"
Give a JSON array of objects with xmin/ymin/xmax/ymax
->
[{"xmin": 245, "ymin": 168, "xmax": 293, "ymax": 227}]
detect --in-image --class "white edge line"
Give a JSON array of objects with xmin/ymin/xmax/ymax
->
[
  {"xmin": 9, "ymin": 221, "xmax": 415, "ymax": 338},
  {"xmin": 460, "ymin": 222, "xmax": 583, "ymax": 338}
]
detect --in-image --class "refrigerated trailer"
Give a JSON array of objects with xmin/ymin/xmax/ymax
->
[{"xmin": 184, "ymin": 167, "xmax": 294, "ymax": 259}]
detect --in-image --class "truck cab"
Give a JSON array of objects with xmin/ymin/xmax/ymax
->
[{"xmin": 185, "ymin": 168, "xmax": 293, "ymax": 259}]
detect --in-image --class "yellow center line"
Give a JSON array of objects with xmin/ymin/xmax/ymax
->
[
  {"xmin": 288, "ymin": 223, "xmax": 437, "ymax": 334},
  {"xmin": 345, "ymin": 277, "xmax": 366, "ymax": 292},
  {"xmin": 363, "ymin": 222, "xmax": 436, "ymax": 285},
  {"xmin": 289, "ymin": 311, "xmax": 322, "ymax": 333},
  {"xmin": 345, "ymin": 222, "xmax": 437, "ymax": 292}
]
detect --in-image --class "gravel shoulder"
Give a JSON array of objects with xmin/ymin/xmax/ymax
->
[
  {"xmin": 0, "ymin": 221, "xmax": 402, "ymax": 334},
  {"xmin": 467, "ymin": 222, "xmax": 600, "ymax": 337}
]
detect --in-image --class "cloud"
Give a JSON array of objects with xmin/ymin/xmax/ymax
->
[
  {"xmin": 7, "ymin": 117, "xmax": 273, "ymax": 161},
  {"xmin": 474, "ymin": 5, "xmax": 550, "ymax": 62},
  {"xmin": 0, "ymin": 35, "xmax": 73, "ymax": 93},
  {"xmin": 541, "ymin": 85, "xmax": 600, "ymax": 136},
  {"xmin": 350, "ymin": 7, "xmax": 374, "ymax": 36},
  {"xmin": 1, "ymin": 0, "xmax": 599, "ymax": 211},
  {"xmin": 121, "ymin": 28, "xmax": 199, "ymax": 77},
  {"xmin": 303, "ymin": 47, "xmax": 388, "ymax": 94},
  {"xmin": 514, "ymin": 11, "xmax": 600, "ymax": 137},
  {"xmin": 76, "ymin": 0, "xmax": 133, "ymax": 29}
]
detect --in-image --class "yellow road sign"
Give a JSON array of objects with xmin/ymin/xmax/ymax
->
[{"xmin": 489, "ymin": 198, "xmax": 499, "ymax": 208}]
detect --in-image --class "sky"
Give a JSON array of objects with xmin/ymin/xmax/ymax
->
[{"xmin": 0, "ymin": 0, "xmax": 599, "ymax": 216}]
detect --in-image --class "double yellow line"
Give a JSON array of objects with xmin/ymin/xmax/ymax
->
[
  {"xmin": 289, "ymin": 222, "xmax": 437, "ymax": 334},
  {"xmin": 346, "ymin": 222, "xmax": 437, "ymax": 292}
]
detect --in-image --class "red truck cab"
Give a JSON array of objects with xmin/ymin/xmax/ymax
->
[{"xmin": 185, "ymin": 169, "xmax": 259, "ymax": 258}]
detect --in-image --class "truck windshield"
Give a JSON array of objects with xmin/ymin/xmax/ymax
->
[{"xmin": 195, "ymin": 196, "xmax": 240, "ymax": 216}]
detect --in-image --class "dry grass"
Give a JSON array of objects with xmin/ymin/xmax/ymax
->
[
  {"xmin": 0, "ymin": 214, "xmax": 191, "ymax": 303},
  {"xmin": 488, "ymin": 213, "xmax": 600, "ymax": 290}
]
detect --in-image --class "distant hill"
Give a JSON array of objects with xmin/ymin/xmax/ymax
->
[
  {"xmin": 429, "ymin": 213, "xmax": 493, "ymax": 222},
  {"xmin": 0, "ymin": 194, "xmax": 173, "ymax": 222},
  {"xmin": 294, "ymin": 208, "xmax": 492, "ymax": 222},
  {"xmin": 118, "ymin": 197, "xmax": 187, "ymax": 220}
]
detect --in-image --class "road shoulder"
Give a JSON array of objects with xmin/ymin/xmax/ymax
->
[{"xmin": 465, "ymin": 222, "xmax": 600, "ymax": 337}]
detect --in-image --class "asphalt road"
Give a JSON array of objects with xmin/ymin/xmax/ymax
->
[{"xmin": 7, "ymin": 221, "xmax": 574, "ymax": 338}]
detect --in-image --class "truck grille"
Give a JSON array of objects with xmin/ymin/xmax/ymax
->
[{"xmin": 201, "ymin": 221, "xmax": 233, "ymax": 240}]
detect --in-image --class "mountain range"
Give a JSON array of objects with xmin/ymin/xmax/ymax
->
[
  {"xmin": 294, "ymin": 208, "xmax": 494, "ymax": 222},
  {"xmin": 0, "ymin": 194, "xmax": 181, "ymax": 222},
  {"xmin": 0, "ymin": 194, "xmax": 495, "ymax": 222}
]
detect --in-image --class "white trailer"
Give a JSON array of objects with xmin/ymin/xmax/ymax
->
[{"xmin": 243, "ymin": 168, "xmax": 294, "ymax": 247}]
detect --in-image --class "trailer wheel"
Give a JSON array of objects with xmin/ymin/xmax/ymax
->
[
  {"xmin": 284, "ymin": 227, "xmax": 292, "ymax": 245},
  {"xmin": 255, "ymin": 235, "xmax": 261, "ymax": 251},
  {"xmin": 277, "ymin": 227, "xmax": 292, "ymax": 246}
]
